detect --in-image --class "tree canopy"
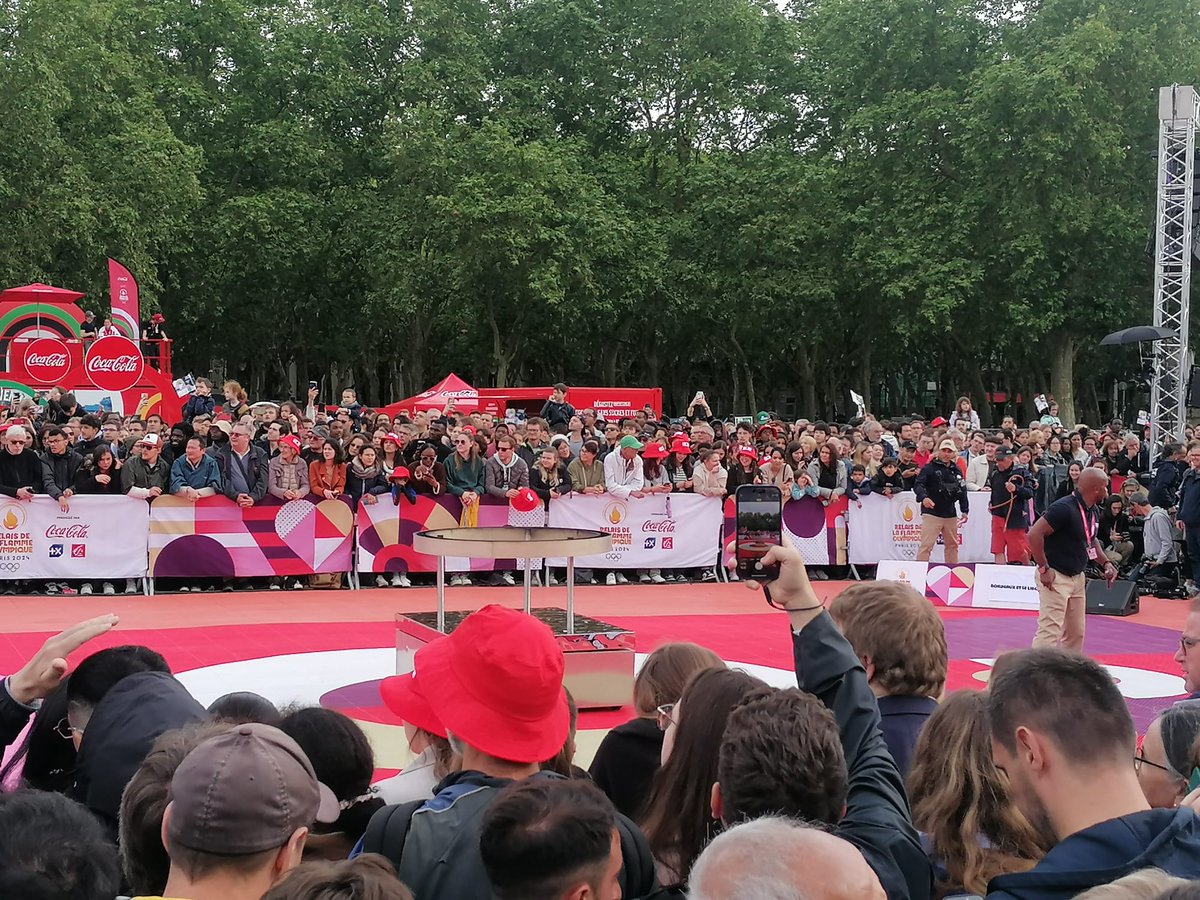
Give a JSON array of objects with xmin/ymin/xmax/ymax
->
[{"xmin": 1, "ymin": 0, "xmax": 1197, "ymax": 424}]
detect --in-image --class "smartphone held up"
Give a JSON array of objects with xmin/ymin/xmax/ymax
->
[{"xmin": 735, "ymin": 484, "xmax": 783, "ymax": 581}]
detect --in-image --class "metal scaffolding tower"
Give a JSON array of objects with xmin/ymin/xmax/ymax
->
[{"xmin": 1150, "ymin": 84, "xmax": 1198, "ymax": 452}]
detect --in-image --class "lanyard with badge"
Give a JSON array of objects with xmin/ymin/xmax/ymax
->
[{"xmin": 1078, "ymin": 497, "xmax": 1099, "ymax": 560}]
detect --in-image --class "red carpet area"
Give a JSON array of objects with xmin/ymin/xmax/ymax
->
[{"xmin": 0, "ymin": 582, "xmax": 1192, "ymax": 771}]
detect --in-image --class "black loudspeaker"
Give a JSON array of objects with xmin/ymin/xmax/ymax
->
[
  {"xmin": 1188, "ymin": 364, "xmax": 1200, "ymax": 408},
  {"xmin": 1085, "ymin": 578, "xmax": 1140, "ymax": 617}
]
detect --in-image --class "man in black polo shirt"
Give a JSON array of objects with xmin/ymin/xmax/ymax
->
[{"xmin": 1028, "ymin": 467, "xmax": 1115, "ymax": 653}]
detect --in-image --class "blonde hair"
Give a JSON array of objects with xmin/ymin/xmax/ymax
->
[
  {"xmin": 908, "ymin": 691, "xmax": 1049, "ymax": 895},
  {"xmin": 1074, "ymin": 868, "xmax": 1191, "ymax": 899}
]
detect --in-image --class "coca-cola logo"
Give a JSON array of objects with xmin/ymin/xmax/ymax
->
[
  {"xmin": 86, "ymin": 336, "xmax": 144, "ymax": 392},
  {"xmin": 22, "ymin": 338, "xmax": 72, "ymax": 383},
  {"xmin": 641, "ymin": 519, "xmax": 676, "ymax": 534},
  {"xmin": 45, "ymin": 524, "xmax": 89, "ymax": 539}
]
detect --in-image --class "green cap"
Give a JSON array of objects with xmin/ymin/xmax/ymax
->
[
  {"xmin": 618, "ymin": 435, "xmax": 644, "ymax": 451},
  {"xmin": 755, "ymin": 411, "xmax": 770, "ymax": 425}
]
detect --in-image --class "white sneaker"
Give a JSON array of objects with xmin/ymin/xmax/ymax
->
[
  {"xmin": 179, "ymin": 585, "xmax": 191, "ymax": 592},
  {"xmin": 501, "ymin": 572, "xmax": 516, "ymax": 586},
  {"xmin": 638, "ymin": 573, "xmax": 652, "ymax": 584},
  {"xmin": 375, "ymin": 574, "xmax": 388, "ymax": 588},
  {"xmin": 80, "ymin": 583, "xmax": 93, "ymax": 596},
  {"xmin": 605, "ymin": 573, "xmax": 617, "ymax": 586},
  {"xmin": 650, "ymin": 572, "xmax": 667, "ymax": 584},
  {"xmin": 125, "ymin": 578, "xmax": 138, "ymax": 594},
  {"xmin": 269, "ymin": 580, "xmax": 282, "ymax": 590},
  {"xmin": 390, "ymin": 573, "xmax": 403, "ymax": 587},
  {"xmin": 398, "ymin": 574, "xmax": 411, "ymax": 588},
  {"xmin": 290, "ymin": 579, "xmax": 305, "ymax": 590},
  {"xmin": 450, "ymin": 575, "xmax": 464, "ymax": 587},
  {"xmin": 615, "ymin": 572, "xmax": 630, "ymax": 584},
  {"xmin": 548, "ymin": 572, "xmax": 559, "ymax": 586},
  {"xmin": 102, "ymin": 582, "xmax": 115, "ymax": 595}
]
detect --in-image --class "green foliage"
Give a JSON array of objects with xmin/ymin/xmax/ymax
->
[{"xmin": 0, "ymin": 0, "xmax": 1195, "ymax": 421}]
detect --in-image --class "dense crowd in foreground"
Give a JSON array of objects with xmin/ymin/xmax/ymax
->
[{"xmin": 6, "ymin": 546, "xmax": 1200, "ymax": 899}]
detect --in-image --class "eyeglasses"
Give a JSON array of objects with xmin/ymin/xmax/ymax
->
[
  {"xmin": 454, "ymin": 439, "xmax": 470, "ymax": 446},
  {"xmin": 1134, "ymin": 750, "xmax": 1171, "ymax": 775},
  {"xmin": 1182, "ymin": 636, "xmax": 1200, "ymax": 653},
  {"xmin": 656, "ymin": 702, "xmax": 678, "ymax": 731},
  {"xmin": 54, "ymin": 717, "xmax": 83, "ymax": 741}
]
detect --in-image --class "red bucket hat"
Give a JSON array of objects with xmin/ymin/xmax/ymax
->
[
  {"xmin": 389, "ymin": 466, "xmax": 410, "ymax": 480},
  {"xmin": 735, "ymin": 444, "xmax": 758, "ymax": 462},
  {"xmin": 419, "ymin": 605, "xmax": 568, "ymax": 763},
  {"xmin": 384, "ymin": 432, "xmax": 403, "ymax": 446},
  {"xmin": 379, "ymin": 648, "xmax": 446, "ymax": 738},
  {"xmin": 280, "ymin": 435, "xmax": 301, "ymax": 452},
  {"xmin": 669, "ymin": 436, "xmax": 692, "ymax": 455},
  {"xmin": 642, "ymin": 442, "xmax": 668, "ymax": 460}
]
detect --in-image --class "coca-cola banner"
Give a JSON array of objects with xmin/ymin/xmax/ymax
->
[
  {"xmin": 85, "ymin": 335, "xmax": 145, "ymax": 392},
  {"xmin": 0, "ymin": 495, "xmax": 148, "ymax": 579},
  {"xmin": 547, "ymin": 493, "xmax": 724, "ymax": 569},
  {"xmin": 21, "ymin": 338, "xmax": 73, "ymax": 384},
  {"xmin": 107, "ymin": 258, "xmax": 141, "ymax": 339}
]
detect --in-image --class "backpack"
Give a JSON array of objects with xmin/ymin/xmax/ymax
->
[{"xmin": 360, "ymin": 777, "xmax": 658, "ymax": 899}]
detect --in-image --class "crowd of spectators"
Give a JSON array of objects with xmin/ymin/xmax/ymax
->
[{"xmin": 7, "ymin": 543, "xmax": 1200, "ymax": 898}]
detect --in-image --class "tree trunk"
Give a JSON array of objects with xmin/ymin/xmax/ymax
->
[
  {"xmin": 1048, "ymin": 332, "xmax": 1076, "ymax": 428},
  {"xmin": 967, "ymin": 365, "xmax": 990, "ymax": 428}
]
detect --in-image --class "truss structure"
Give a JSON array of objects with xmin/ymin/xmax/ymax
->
[{"xmin": 1150, "ymin": 84, "xmax": 1198, "ymax": 452}]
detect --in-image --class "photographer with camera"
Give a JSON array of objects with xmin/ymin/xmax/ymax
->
[
  {"xmin": 1129, "ymin": 492, "xmax": 1178, "ymax": 592},
  {"xmin": 988, "ymin": 447, "xmax": 1033, "ymax": 565},
  {"xmin": 914, "ymin": 440, "xmax": 969, "ymax": 564}
]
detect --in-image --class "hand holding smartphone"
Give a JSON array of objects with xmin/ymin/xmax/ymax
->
[{"xmin": 735, "ymin": 484, "xmax": 783, "ymax": 581}]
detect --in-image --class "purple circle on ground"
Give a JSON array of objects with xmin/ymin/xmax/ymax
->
[{"xmin": 783, "ymin": 498, "xmax": 825, "ymax": 538}]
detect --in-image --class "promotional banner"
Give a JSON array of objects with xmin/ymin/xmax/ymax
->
[
  {"xmin": 356, "ymin": 494, "xmax": 545, "ymax": 574},
  {"xmin": 547, "ymin": 493, "xmax": 723, "ymax": 569},
  {"xmin": 149, "ymin": 495, "xmax": 354, "ymax": 578},
  {"xmin": 722, "ymin": 494, "xmax": 848, "ymax": 568},
  {"xmin": 876, "ymin": 560, "xmax": 1040, "ymax": 610},
  {"xmin": 848, "ymin": 491, "xmax": 994, "ymax": 563},
  {"xmin": 107, "ymin": 258, "xmax": 141, "ymax": 339},
  {"xmin": 0, "ymin": 495, "xmax": 148, "ymax": 579}
]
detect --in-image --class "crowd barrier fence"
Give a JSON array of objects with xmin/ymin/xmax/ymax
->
[{"xmin": 0, "ymin": 483, "xmax": 1077, "ymax": 589}]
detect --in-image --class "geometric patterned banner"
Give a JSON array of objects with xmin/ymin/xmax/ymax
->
[
  {"xmin": 356, "ymin": 494, "xmax": 545, "ymax": 575},
  {"xmin": 149, "ymin": 495, "xmax": 354, "ymax": 578},
  {"xmin": 721, "ymin": 494, "xmax": 848, "ymax": 568}
]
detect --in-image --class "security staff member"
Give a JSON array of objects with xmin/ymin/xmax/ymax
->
[
  {"xmin": 1028, "ymin": 467, "xmax": 1115, "ymax": 653},
  {"xmin": 914, "ymin": 439, "xmax": 970, "ymax": 564}
]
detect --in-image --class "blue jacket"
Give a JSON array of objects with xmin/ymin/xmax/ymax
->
[
  {"xmin": 170, "ymin": 453, "xmax": 223, "ymax": 494},
  {"xmin": 180, "ymin": 393, "xmax": 215, "ymax": 422},
  {"xmin": 1149, "ymin": 458, "xmax": 1186, "ymax": 509},
  {"xmin": 877, "ymin": 695, "xmax": 939, "ymax": 781},
  {"xmin": 986, "ymin": 808, "xmax": 1200, "ymax": 899},
  {"xmin": 1178, "ymin": 467, "xmax": 1200, "ymax": 526},
  {"xmin": 794, "ymin": 613, "xmax": 933, "ymax": 900}
]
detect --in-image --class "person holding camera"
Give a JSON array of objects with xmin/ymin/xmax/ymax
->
[
  {"xmin": 988, "ymin": 447, "xmax": 1033, "ymax": 565},
  {"xmin": 914, "ymin": 440, "xmax": 969, "ymax": 564}
]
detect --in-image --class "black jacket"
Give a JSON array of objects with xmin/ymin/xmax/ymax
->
[
  {"xmin": 0, "ymin": 676, "xmax": 36, "ymax": 753},
  {"xmin": 530, "ymin": 464, "xmax": 573, "ymax": 504},
  {"xmin": 213, "ymin": 443, "xmax": 269, "ymax": 502},
  {"xmin": 0, "ymin": 448, "xmax": 46, "ymax": 496},
  {"xmin": 794, "ymin": 612, "xmax": 933, "ymax": 900},
  {"xmin": 876, "ymin": 695, "xmax": 939, "ymax": 782},
  {"xmin": 73, "ymin": 463, "xmax": 124, "ymax": 495},
  {"xmin": 589, "ymin": 716, "xmax": 663, "ymax": 819},
  {"xmin": 70, "ymin": 671, "xmax": 206, "ymax": 840},
  {"xmin": 40, "ymin": 449, "xmax": 83, "ymax": 500},
  {"xmin": 1149, "ymin": 458, "xmax": 1186, "ymax": 509},
  {"xmin": 539, "ymin": 399, "xmax": 575, "ymax": 430},
  {"xmin": 988, "ymin": 465, "xmax": 1034, "ymax": 530},
  {"xmin": 913, "ymin": 459, "xmax": 968, "ymax": 519}
]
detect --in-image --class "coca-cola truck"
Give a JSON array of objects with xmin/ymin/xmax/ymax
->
[{"xmin": 0, "ymin": 284, "xmax": 181, "ymax": 421}]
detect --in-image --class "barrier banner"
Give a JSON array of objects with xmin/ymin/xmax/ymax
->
[
  {"xmin": 848, "ymin": 491, "xmax": 995, "ymax": 563},
  {"xmin": 357, "ymin": 494, "xmax": 546, "ymax": 575},
  {"xmin": 150, "ymin": 495, "xmax": 354, "ymax": 578},
  {"xmin": 547, "ymin": 493, "xmax": 722, "ymax": 569},
  {"xmin": 0, "ymin": 495, "xmax": 148, "ymax": 579},
  {"xmin": 876, "ymin": 559, "xmax": 1040, "ymax": 610},
  {"xmin": 721, "ymin": 494, "xmax": 848, "ymax": 568}
]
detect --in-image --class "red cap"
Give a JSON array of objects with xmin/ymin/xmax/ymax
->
[
  {"xmin": 380, "ymin": 649, "xmax": 447, "ymax": 738},
  {"xmin": 931, "ymin": 416, "xmax": 948, "ymax": 427},
  {"xmin": 384, "ymin": 432, "xmax": 402, "ymax": 446},
  {"xmin": 419, "ymin": 605, "xmax": 568, "ymax": 763},
  {"xmin": 389, "ymin": 466, "xmax": 410, "ymax": 480},
  {"xmin": 461, "ymin": 425, "xmax": 477, "ymax": 435},
  {"xmin": 510, "ymin": 487, "xmax": 540, "ymax": 513},
  {"xmin": 670, "ymin": 436, "xmax": 692, "ymax": 454},
  {"xmin": 735, "ymin": 444, "xmax": 758, "ymax": 461},
  {"xmin": 280, "ymin": 435, "xmax": 301, "ymax": 452},
  {"xmin": 642, "ymin": 442, "xmax": 668, "ymax": 460}
]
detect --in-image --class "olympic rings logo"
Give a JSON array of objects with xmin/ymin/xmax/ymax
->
[
  {"xmin": 0, "ymin": 562, "xmax": 24, "ymax": 572},
  {"xmin": 605, "ymin": 552, "xmax": 623, "ymax": 561}
]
